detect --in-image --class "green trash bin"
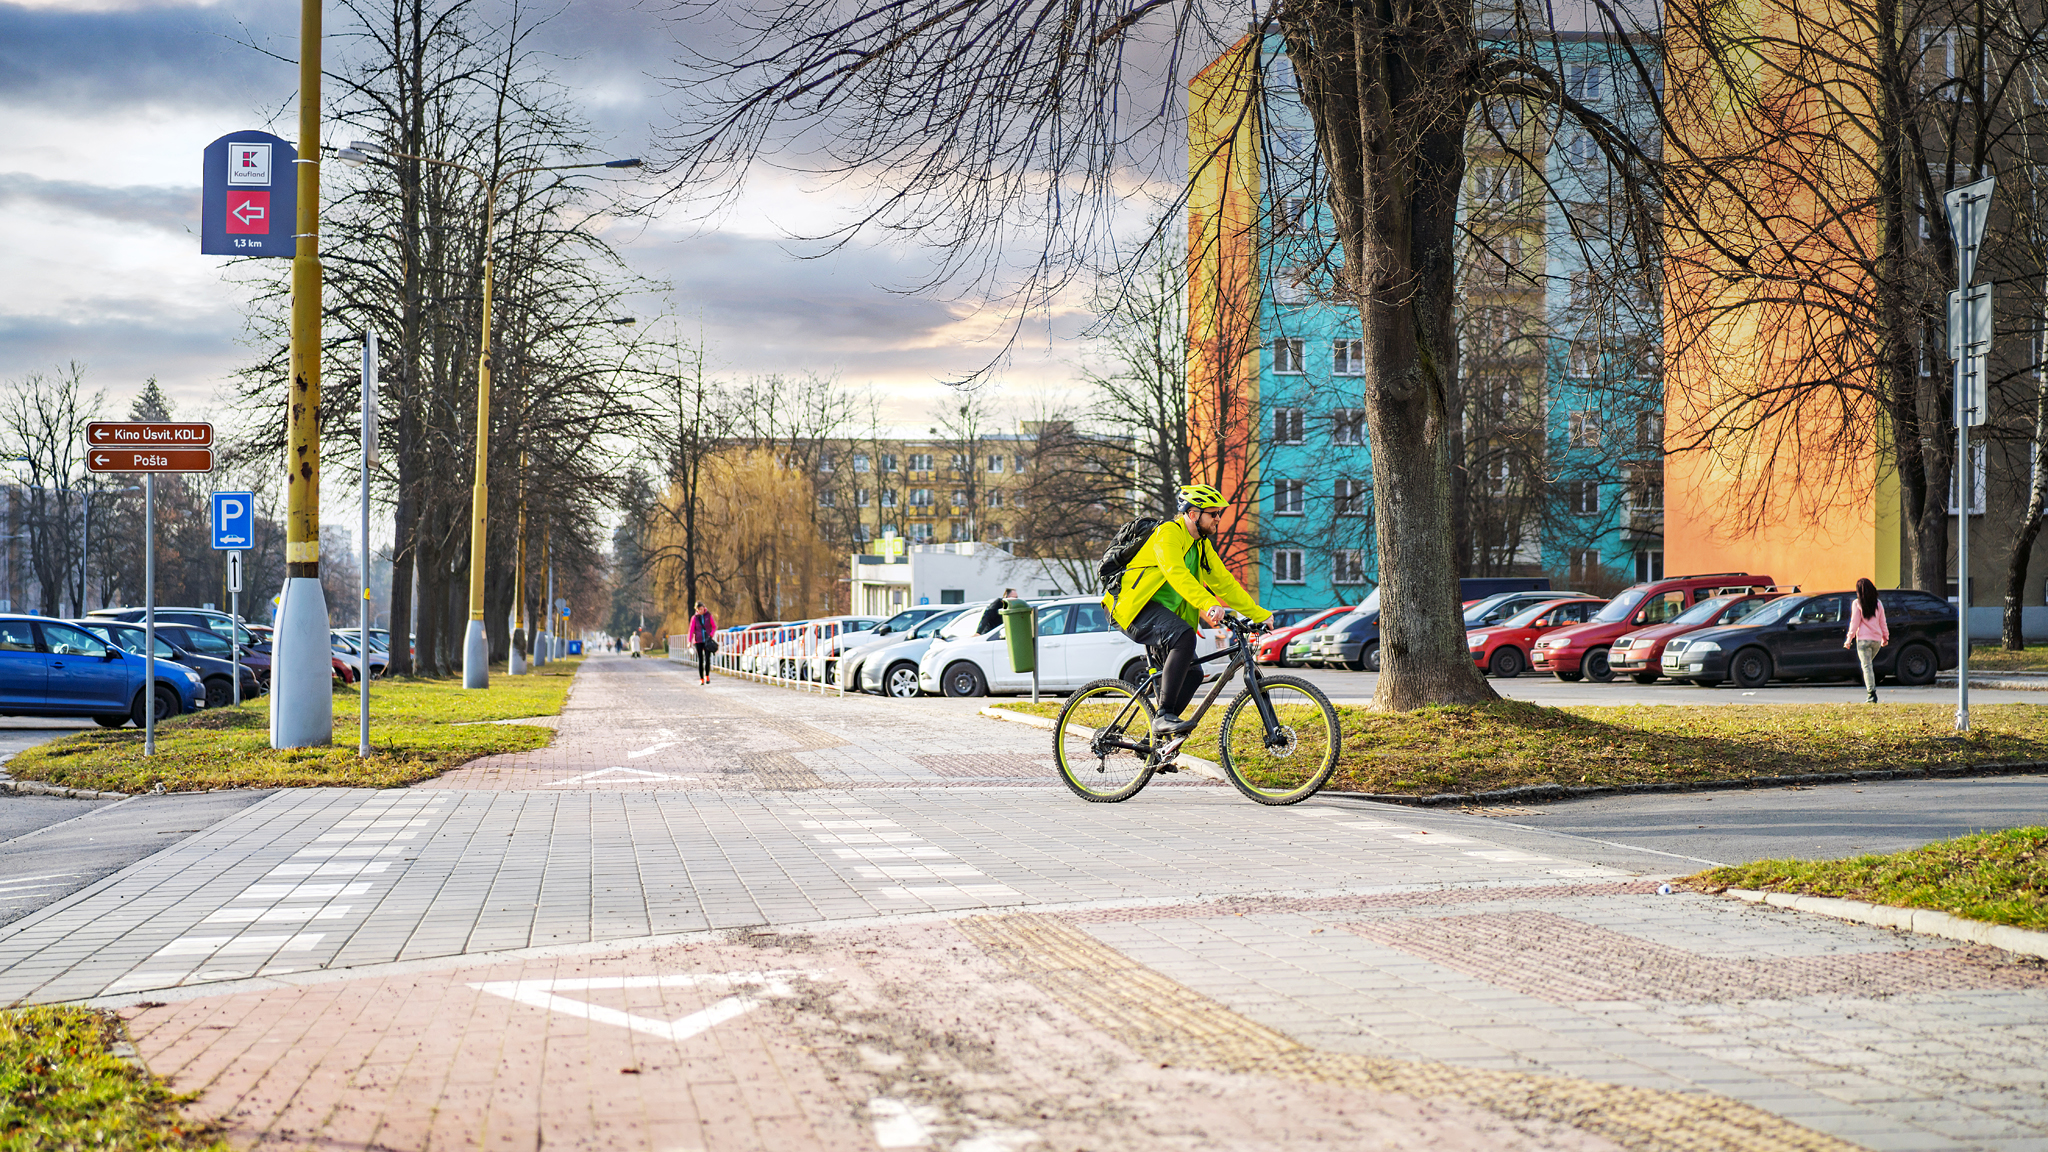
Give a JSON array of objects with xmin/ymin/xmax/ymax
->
[{"xmin": 1000, "ymin": 598, "xmax": 1036, "ymax": 674}]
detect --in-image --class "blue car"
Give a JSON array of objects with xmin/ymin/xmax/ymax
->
[{"xmin": 0, "ymin": 614, "xmax": 206, "ymax": 728}]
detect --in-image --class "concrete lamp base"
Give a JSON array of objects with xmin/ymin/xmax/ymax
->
[
  {"xmin": 510, "ymin": 631, "xmax": 528, "ymax": 676},
  {"xmin": 270, "ymin": 576, "xmax": 334, "ymax": 748},
  {"xmin": 463, "ymin": 619, "xmax": 490, "ymax": 688}
]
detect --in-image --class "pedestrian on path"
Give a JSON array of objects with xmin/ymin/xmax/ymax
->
[
  {"xmin": 688, "ymin": 603, "xmax": 719, "ymax": 684},
  {"xmin": 1845, "ymin": 577, "xmax": 1889, "ymax": 703}
]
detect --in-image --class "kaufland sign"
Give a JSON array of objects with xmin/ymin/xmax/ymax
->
[{"xmin": 201, "ymin": 131, "xmax": 295, "ymax": 257}]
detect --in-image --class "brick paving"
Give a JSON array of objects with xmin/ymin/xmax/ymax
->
[{"xmin": 3, "ymin": 654, "xmax": 2044, "ymax": 1150}]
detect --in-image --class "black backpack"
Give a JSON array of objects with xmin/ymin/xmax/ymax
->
[{"xmin": 1097, "ymin": 516, "xmax": 1162, "ymax": 597}]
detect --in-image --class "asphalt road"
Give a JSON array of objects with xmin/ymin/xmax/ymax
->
[{"xmin": 0, "ymin": 791, "xmax": 272, "ymax": 927}]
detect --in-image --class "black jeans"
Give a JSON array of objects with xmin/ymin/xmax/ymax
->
[
  {"xmin": 695, "ymin": 642, "xmax": 715, "ymax": 678},
  {"xmin": 1122, "ymin": 601, "xmax": 1199, "ymax": 716}
]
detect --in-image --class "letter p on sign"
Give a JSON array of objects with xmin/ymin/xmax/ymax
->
[{"xmin": 212, "ymin": 491, "xmax": 255, "ymax": 550}]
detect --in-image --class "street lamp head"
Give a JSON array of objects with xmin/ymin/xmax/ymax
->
[
  {"xmin": 349, "ymin": 141, "xmax": 385, "ymax": 154},
  {"xmin": 604, "ymin": 158, "xmax": 644, "ymax": 169},
  {"xmin": 609, "ymin": 317, "xmax": 637, "ymax": 325},
  {"xmin": 336, "ymin": 148, "xmax": 371, "ymax": 168}
]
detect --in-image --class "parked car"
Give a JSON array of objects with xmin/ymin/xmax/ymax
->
[
  {"xmin": 1467, "ymin": 597, "xmax": 1607, "ymax": 678},
  {"xmin": 1610, "ymin": 588, "xmax": 1795, "ymax": 683},
  {"xmin": 917, "ymin": 596, "xmax": 1223, "ymax": 697},
  {"xmin": 1661, "ymin": 588, "xmax": 1957, "ymax": 688},
  {"xmin": 331, "ymin": 630, "xmax": 389, "ymax": 677},
  {"xmin": 1306, "ymin": 607, "xmax": 1383, "ymax": 671},
  {"xmin": 1254, "ymin": 606, "xmax": 1349, "ymax": 666},
  {"xmin": 89, "ymin": 606, "xmax": 261, "ymax": 647},
  {"xmin": 740, "ymin": 621, "xmax": 808, "ymax": 676},
  {"xmin": 78, "ymin": 619, "xmax": 263, "ymax": 709},
  {"xmin": 1531, "ymin": 572, "xmax": 1774, "ymax": 682},
  {"xmin": 0, "ymin": 614, "xmax": 205, "ymax": 726},
  {"xmin": 855, "ymin": 608, "xmax": 972, "ymax": 697},
  {"xmin": 1463, "ymin": 590, "xmax": 1590, "ymax": 629},
  {"xmin": 839, "ymin": 607, "xmax": 950, "ymax": 689},
  {"xmin": 797, "ymin": 616, "xmax": 883, "ymax": 682}
]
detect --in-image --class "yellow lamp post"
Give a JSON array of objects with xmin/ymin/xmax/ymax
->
[{"xmin": 336, "ymin": 144, "xmax": 639, "ymax": 686}]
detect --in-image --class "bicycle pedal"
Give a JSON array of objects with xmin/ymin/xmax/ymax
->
[{"xmin": 1156, "ymin": 764, "xmax": 1179, "ymax": 774}]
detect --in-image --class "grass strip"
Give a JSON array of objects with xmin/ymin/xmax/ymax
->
[
  {"xmin": 998, "ymin": 698, "xmax": 2048, "ymax": 795},
  {"xmin": 1968, "ymin": 644, "xmax": 2048, "ymax": 673},
  {"xmin": 3, "ymin": 658, "xmax": 580, "ymax": 793},
  {"xmin": 0, "ymin": 1005, "xmax": 227, "ymax": 1151},
  {"xmin": 1685, "ymin": 827, "xmax": 2048, "ymax": 931}
]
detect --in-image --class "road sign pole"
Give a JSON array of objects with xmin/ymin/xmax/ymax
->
[
  {"xmin": 144, "ymin": 474, "xmax": 155, "ymax": 757},
  {"xmin": 229, "ymin": 551, "xmax": 243, "ymax": 707},
  {"xmin": 361, "ymin": 330, "xmax": 376, "ymax": 757},
  {"xmin": 1945, "ymin": 174, "xmax": 1996, "ymax": 734}
]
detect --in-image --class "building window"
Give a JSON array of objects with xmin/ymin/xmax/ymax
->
[
  {"xmin": 1567, "ymin": 340, "xmax": 1599, "ymax": 379},
  {"xmin": 950, "ymin": 490, "xmax": 967, "ymax": 508},
  {"xmin": 909, "ymin": 489, "xmax": 933, "ymax": 507},
  {"xmin": 1273, "ymin": 266, "xmax": 1311, "ymax": 305},
  {"xmin": 1333, "ymin": 338, "xmax": 1365, "ymax": 376},
  {"xmin": 1471, "ymin": 166, "xmax": 1524, "ymax": 207},
  {"xmin": 1273, "ymin": 338, "xmax": 1305, "ymax": 374},
  {"xmin": 940, "ymin": 589, "xmax": 965, "ymax": 604},
  {"xmin": 1273, "ymin": 549, "xmax": 1305, "ymax": 584},
  {"xmin": 1569, "ymin": 548, "xmax": 1602, "ymax": 585},
  {"xmin": 947, "ymin": 453, "xmax": 966, "ymax": 472},
  {"xmin": 1274, "ymin": 479, "xmax": 1305, "ymax": 516},
  {"xmin": 856, "ymin": 488, "xmax": 871, "ymax": 507},
  {"xmin": 818, "ymin": 454, "xmax": 833, "ymax": 472},
  {"xmin": 1950, "ymin": 441, "xmax": 1987, "ymax": 514},
  {"xmin": 855, "ymin": 524, "xmax": 871, "ymax": 543},
  {"xmin": 1630, "ymin": 477, "xmax": 1664, "ymax": 513},
  {"xmin": 1271, "ymin": 197, "xmax": 1314, "ymax": 235},
  {"xmin": 987, "ymin": 490, "xmax": 1003, "ymax": 508},
  {"xmin": 1634, "ymin": 550, "xmax": 1665, "ymax": 583},
  {"xmin": 1481, "ymin": 96, "xmax": 1525, "ymax": 133},
  {"xmin": 1274, "ymin": 407, "xmax": 1305, "ymax": 444},
  {"xmin": 987, "ymin": 454, "xmax": 1003, "ymax": 473},
  {"xmin": 909, "ymin": 523, "xmax": 933, "ymax": 543},
  {"xmin": 1635, "ymin": 411, "xmax": 1663, "ymax": 449},
  {"xmin": 908, "ymin": 453, "xmax": 933, "ymax": 472},
  {"xmin": 1487, "ymin": 457, "xmax": 1514, "ymax": 496},
  {"xmin": 881, "ymin": 453, "xmax": 898, "ymax": 472},
  {"xmin": 1569, "ymin": 271, "xmax": 1597, "ymax": 308},
  {"xmin": 949, "ymin": 520, "xmax": 968, "ymax": 542},
  {"xmin": 1566, "ymin": 64, "xmax": 1605, "ymax": 102},
  {"xmin": 881, "ymin": 489, "xmax": 897, "ymax": 508},
  {"xmin": 1566, "ymin": 479, "xmax": 1599, "ymax": 515},
  {"xmin": 1564, "ymin": 132, "xmax": 1600, "ymax": 169},
  {"xmin": 1334, "ymin": 550, "xmax": 1368, "ymax": 585},
  {"xmin": 818, "ymin": 489, "xmax": 836, "ymax": 507},
  {"xmin": 1335, "ymin": 478, "xmax": 1368, "ymax": 516},
  {"xmin": 1013, "ymin": 454, "xmax": 1027, "ymax": 473},
  {"xmin": 853, "ymin": 453, "xmax": 871, "ymax": 472},
  {"xmin": 1333, "ymin": 408, "xmax": 1366, "ymax": 445},
  {"xmin": 1568, "ymin": 411, "xmax": 1601, "ymax": 448}
]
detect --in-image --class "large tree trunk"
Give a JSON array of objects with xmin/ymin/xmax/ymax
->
[{"xmin": 1284, "ymin": 1, "xmax": 1497, "ymax": 710}]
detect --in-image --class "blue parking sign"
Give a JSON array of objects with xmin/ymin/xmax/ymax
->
[{"xmin": 212, "ymin": 491, "xmax": 255, "ymax": 549}]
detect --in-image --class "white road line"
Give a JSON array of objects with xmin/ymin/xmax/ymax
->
[
  {"xmin": 202, "ymin": 905, "xmax": 350, "ymax": 925},
  {"xmin": 626, "ymin": 741, "xmax": 678, "ymax": 759},
  {"xmin": 469, "ymin": 970, "xmax": 818, "ymax": 1042},
  {"xmin": 543, "ymin": 765, "xmax": 695, "ymax": 786},
  {"xmin": 870, "ymin": 1097, "xmax": 940, "ymax": 1148}
]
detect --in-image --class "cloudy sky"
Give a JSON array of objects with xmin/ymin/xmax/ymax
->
[{"xmin": 0, "ymin": 0, "xmax": 1116, "ymax": 430}]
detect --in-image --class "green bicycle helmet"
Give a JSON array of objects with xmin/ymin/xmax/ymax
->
[{"xmin": 1177, "ymin": 483, "xmax": 1228, "ymax": 510}]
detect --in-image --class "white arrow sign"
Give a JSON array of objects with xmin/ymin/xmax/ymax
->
[
  {"xmin": 232, "ymin": 200, "xmax": 266, "ymax": 226},
  {"xmin": 468, "ymin": 970, "xmax": 818, "ymax": 1042}
]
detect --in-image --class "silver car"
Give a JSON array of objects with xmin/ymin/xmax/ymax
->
[
  {"xmin": 855, "ymin": 607, "xmax": 971, "ymax": 697},
  {"xmin": 838, "ymin": 606, "xmax": 949, "ymax": 690}
]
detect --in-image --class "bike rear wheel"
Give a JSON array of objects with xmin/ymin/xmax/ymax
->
[
  {"xmin": 1218, "ymin": 675, "xmax": 1340, "ymax": 805},
  {"xmin": 1052, "ymin": 678, "xmax": 1158, "ymax": 802}
]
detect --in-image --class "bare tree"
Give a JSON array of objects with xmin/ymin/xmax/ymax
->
[{"xmin": 0, "ymin": 364, "xmax": 101, "ymax": 616}]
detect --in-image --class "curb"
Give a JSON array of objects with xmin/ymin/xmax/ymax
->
[
  {"xmin": 978, "ymin": 706, "xmax": 1228, "ymax": 783},
  {"xmin": 1936, "ymin": 676, "xmax": 2048, "ymax": 691},
  {"xmin": 1725, "ymin": 887, "xmax": 2048, "ymax": 960},
  {"xmin": 0, "ymin": 779, "xmax": 131, "ymax": 800},
  {"xmin": 1318, "ymin": 759, "xmax": 2048, "ymax": 808}
]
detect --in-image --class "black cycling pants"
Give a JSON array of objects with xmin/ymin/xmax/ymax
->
[
  {"xmin": 695, "ymin": 642, "xmax": 715, "ymax": 678},
  {"xmin": 1123, "ymin": 601, "xmax": 1199, "ymax": 716}
]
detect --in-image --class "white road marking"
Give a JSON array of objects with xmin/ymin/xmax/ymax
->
[
  {"xmin": 832, "ymin": 847, "xmax": 953, "ymax": 860},
  {"xmin": 154, "ymin": 932, "xmax": 323, "ymax": 957},
  {"xmin": 266, "ymin": 859, "xmax": 393, "ymax": 878},
  {"xmin": 786, "ymin": 805, "xmax": 1021, "ymax": 908},
  {"xmin": 469, "ymin": 970, "xmax": 819, "ymax": 1043},
  {"xmin": 625, "ymin": 741, "xmax": 677, "ymax": 759},
  {"xmin": 543, "ymin": 765, "xmax": 695, "ymax": 786},
  {"xmin": 202, "ymin": 905, "xmax": 350, "ymax": 925},
  {"xmin": 240, "ymin": 882, "xmax": 372, "ymax": 901},
  {"xmin": 869, "ymin": 1097, "xmax": 939, "ymax": 1148}
]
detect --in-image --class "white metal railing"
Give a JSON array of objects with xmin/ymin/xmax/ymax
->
[{"xmin": 705, "ymin": 620, "xmax": 846, "ymax": 695}]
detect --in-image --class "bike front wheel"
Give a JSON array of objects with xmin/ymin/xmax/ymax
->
[
  {"xmin": 1052, "ymin": 678, "xmax": 1158, "ymax": 802},
  {"xmin": 1218, "ymin": 675, "xmax": 1341, "ymax": 805}
]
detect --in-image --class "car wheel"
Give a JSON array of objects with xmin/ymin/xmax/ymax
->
[
  {"xmin": 1583, "ymin": 647, "xmax": 1615, "ymax": 683},
  {"xmin": 93, "ymin": 714, "xmax": 128, "ymax": 728},
  {"xmin": 1360, "ymin": 642, "xmax": 1380, "ymax": 672},
  {"xmin": 885, "ymin": 662, "xmax": 922, "ymax": 699},
  {"xmin": 1895, "ymin": 642, "xmax": 1937, "ymax": 686},
  {"xmin": 942, "ymin": 661, "xmax": 988, "ymax": 698},
  {"xmin": 1631, "ymin": 671, "xmax": 1661, "ymax": 685},
  {"xmin": 204, "ymin": 676, "xmax": 233, "ymax": 710},
  {"xmin": 1489, "ymin": 647, "xmax": 1525, "ymax": 678},
  {"xmin": 1731, "ymin": 648, "xmax": 1773, "ymax": 689},
  {"xmin": 131, "ymin": 684, "xmax": 179, "ymax": 727},
  {"xmin": 1120, "ymin": 658, "xmax": 1148, "ymax": 687},
  {"xmin": 1553, "ymin": 670, "xmax": 1583, "ymax": 682}
]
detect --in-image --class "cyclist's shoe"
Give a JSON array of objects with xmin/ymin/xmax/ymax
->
[{"xmin": 1151, "ymin": 712, "xmax": 1198, "ymax": 737}]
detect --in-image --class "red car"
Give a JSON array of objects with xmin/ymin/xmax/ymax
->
[
  {"xmin": 1531, "ymin": 572, "xmax": 1776, "ymax": 682},
  {"xmin": 1255, "ymin": 606, "xmax": 1351, "ymax": 666},
  {"xmin": 1467, "ymin": 598, "xmax": 1607, "ymax": 678},
  {"xmin": 1609, "ymin": 589, "xmax": 1795, "ymax": 683}
]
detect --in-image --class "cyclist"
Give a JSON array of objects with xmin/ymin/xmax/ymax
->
[{"xmin": 1105, "ymin": 483, "xmax": 1272, "ymax": 736}]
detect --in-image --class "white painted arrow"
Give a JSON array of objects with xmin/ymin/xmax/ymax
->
[
  {"xmin": 232, "ymin": 201, "xmax": 266, "ymax": 225},
  {"xmin": 541, "ymin": 765, "xmax": 690, "ymax": 786},
  {"xmin": 469, "ymin": 970, "xmax": 818, "ymax": 1042}
]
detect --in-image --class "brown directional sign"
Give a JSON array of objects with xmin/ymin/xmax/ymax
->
[
  {"xmin": 86, "ymin": 421, "xmax": 213, "ymax": 447},
  {"xmin": 86, "ymin": 448, "xmax": 215, "ymax": 473}
]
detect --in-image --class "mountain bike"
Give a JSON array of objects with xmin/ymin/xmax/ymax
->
[{"xmin": 1051, "ymin": 613, "xmax": 1341, "ymax": 805}]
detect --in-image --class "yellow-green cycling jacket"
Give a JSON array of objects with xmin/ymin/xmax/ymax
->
[{"xmin": 1104, "ymin": 517, "xmax": 1273, "ymax": 632}]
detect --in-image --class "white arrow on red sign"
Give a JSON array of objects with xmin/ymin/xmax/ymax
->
[{"xmin": 232, "ymin": 200, "xmax": 266, "ymax": 226}]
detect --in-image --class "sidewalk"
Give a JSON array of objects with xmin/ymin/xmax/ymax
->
[{"xmin": 4, "ymin": 656, "xmax": 2043, "ymax": 1150}]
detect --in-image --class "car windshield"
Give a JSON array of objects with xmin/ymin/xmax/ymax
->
[
  {"xmin": 109, "ymin": 628, "xmax": 176, "ymax": 658},
  {"xmin": 1740, "ymin": 595, "xmax": 1809, "ymax": 627},
  {"xmin": 1590, "ymin": 586, "xmax": 1653, "ymax": 624},
  {"xmin": 912, "ymin": 609, "xmax": 965, "ymax": 639},
  {"xmin": 937, "ymin": 608, "xmax": 988, "ymax": 640},
  {"xmin": 172, "ymin": 628, "xmax": 233, "ymax": 657},
  {"xmin": 1669, "ymin": 596, "xmax": 1740, "ymax": 627},
  {"xmin": 877, "ymin": 610, "xmax": 925, "ymax": 633}
]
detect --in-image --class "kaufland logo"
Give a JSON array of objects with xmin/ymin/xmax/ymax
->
[{"xmin": 227, "ymin": 143, "xmax": 271, "ymax": 186}]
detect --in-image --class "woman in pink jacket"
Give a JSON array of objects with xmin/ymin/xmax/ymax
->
[
  {"xmin": 687, "ymin": 603, "xmax": 719, "ymax": 685},
  {"xmin": 1843, "ymin": 578, "xmax": 1889, "ymax": 703}
]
